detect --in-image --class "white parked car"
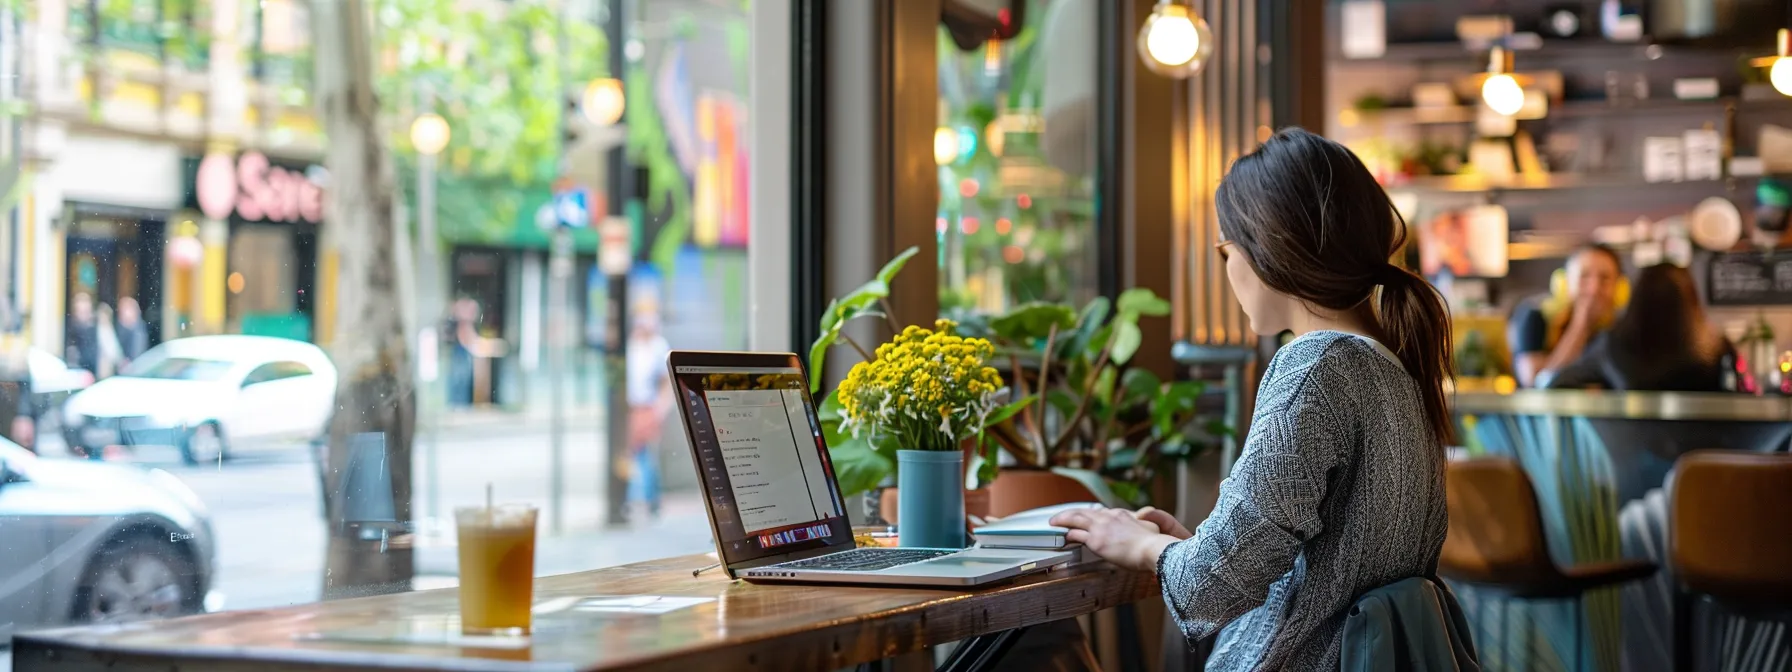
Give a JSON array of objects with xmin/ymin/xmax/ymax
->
[
  {"xmin": 28, "ymin": 347, "xmax": 95, "ymax": 396},
  {"xmin": 61, "ymin": 336, "xmax": 338, "ymax": 464}
]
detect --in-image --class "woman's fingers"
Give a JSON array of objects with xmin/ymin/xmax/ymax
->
[{"xmin": 1050, "ymin": 510, "xmax": 1093, "ymax": 529}]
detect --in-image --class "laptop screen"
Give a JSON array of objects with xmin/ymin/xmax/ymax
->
[{"xmin": 670, "ymin": 361, "xmax": 852, "ymax": 567}]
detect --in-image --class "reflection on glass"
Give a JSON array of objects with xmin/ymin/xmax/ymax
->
[
  {"xmin": 937, "ymin": 0, "xmax": 1100, "ymax": 317},
  {"xmin": 0, "ymin": 0, "xmax": 752, "ymax": 637}
]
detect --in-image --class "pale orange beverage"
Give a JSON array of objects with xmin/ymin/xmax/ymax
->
[{"xmin": 455, "ymin": 504, "xmax": 538, "ymax": 635}]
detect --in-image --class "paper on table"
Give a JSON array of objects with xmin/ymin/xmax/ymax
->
[{"xmin": 533, "ymin": 595, "xmax": 716, "ymax": 615}]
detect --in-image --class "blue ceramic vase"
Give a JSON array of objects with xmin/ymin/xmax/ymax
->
[{"xmin": 896, "ymin": 449, "xmax": 966, "ymax": 549}]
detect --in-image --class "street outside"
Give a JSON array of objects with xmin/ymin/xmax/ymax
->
[{"xmin": 24, "ymin": 414, "xmax": 714, "ymax": 619}]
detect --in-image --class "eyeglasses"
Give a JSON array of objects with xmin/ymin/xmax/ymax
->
[{"xmin": 1214, "ymin": 240, "xmax": 1235, "ymax": 262}]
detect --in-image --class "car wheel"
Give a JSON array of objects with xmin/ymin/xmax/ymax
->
[
  {"xmin": 71, "ymin": 536, "xmax": 199, "ymax": 624},
  {"xmin": 181, "ymin": 422, "xmax": 227, "ymax": 466}
]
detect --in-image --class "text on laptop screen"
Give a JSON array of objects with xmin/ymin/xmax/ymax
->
[{"xmin": 671, "ymin": 365, "xmax": 851, "ymax": 565}]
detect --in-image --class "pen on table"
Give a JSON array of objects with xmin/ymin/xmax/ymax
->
[{"xmin": 692, "ymin": 562, "xmax": 722, "ymax": 577}]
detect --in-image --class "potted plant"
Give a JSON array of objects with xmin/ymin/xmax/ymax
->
[
  {"xmin": 957, "ymin": 289, "xmax": 1226, "ymax": 516},
  {"xmin": 809, "ymin": 248, "xmax": 1024, "ymax": 529},
  {"xmin": 830, "ymin": 318, "xmax": 1029, "ymax": 548},
  {"xmin": 809, "ymin": 249, "xmax": 1224, "ymax": 525}
]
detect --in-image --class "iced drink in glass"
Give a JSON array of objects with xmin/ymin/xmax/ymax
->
[{"xmin": 455, "ymin": 504, "xmax": 537, "ymax": 635}]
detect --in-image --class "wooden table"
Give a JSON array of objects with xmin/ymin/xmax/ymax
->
[{"xmin": 12, "ymin": 554, "xmax": 1156, "ymax": 672}]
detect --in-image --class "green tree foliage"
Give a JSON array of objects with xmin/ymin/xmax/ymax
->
[{"xmin": 376, "ymin": 0, "xmax": 608, "ymax": 186}]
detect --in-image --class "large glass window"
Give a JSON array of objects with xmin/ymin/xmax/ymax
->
[
  {"xmin": 936, "ymin": 0, "xmax": 1101, "ymax": 318},
  {"xmin": 0, "ymin": 0, "xmax": 762, "ymax": 645}
]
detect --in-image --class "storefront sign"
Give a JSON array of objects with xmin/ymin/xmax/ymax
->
[{"xmin": 193, "ymin": 151, "xmax": 325, "ymax": 224}]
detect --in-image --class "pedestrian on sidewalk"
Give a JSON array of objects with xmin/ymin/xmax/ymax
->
[
  {"xmin": 446, "ymin": 298, "xmax": 480, "ymax": 407},
  {"xmin": 625, "ymin": 301, "xmax": 673, "ymax": 520},
  {"xmin": 116, "ymin": 297, "xmax": 150, "ymax": 367},
  {"xmin": 95, "ymin": 303, "xmax": 124, "ymax": 380},
  {"xmin": 66, "ymin": 293, "xmax": 100, "ymax": 377}
]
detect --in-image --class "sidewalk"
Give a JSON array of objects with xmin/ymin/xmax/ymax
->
[
  {"xmin": 434, "ymin": 356, "xmax": 611, "ymax": 433},
  {"xmin": 435, "ymin": 403, "xmax": 607, "ymax": 433}
]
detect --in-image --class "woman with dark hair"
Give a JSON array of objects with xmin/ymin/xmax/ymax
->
[
  {"xmin": 1051, "ymin": 128, "xmax": 1452, "ymax": 669},
  {"xmin": 1546, "ymin": 263, "xmax": 1734, "ymax": 391}
]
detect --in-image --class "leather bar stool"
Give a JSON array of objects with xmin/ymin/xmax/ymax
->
[
  {"xmin": 1668, "ymin": 450, "xmax": 1792, "ymax": 671},
  {"xmin": 1439, "ymin": 457, "xmax": 1657, "ymax": 671}
]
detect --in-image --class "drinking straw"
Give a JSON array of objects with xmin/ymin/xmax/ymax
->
[{"xmin": 486, "ymin": 483, "xmax": 493, "ymax": 516}]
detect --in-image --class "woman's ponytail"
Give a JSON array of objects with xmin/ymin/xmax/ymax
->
[{"xmin": 1376, "ymin": 265, "xmax": 1456, "ymax": 446}]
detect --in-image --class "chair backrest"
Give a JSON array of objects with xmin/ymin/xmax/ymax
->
[
  {"xmin": 1669, "ymin": 450, "xmax": 1792, "ymax": 609},
  {"xmin": 1439, "ymin": 457, "xmax": 1559, "ymax": 586},
  {"xmin": 1342, "ymin": 576, "xmax": 1482, "ymax": 671}
]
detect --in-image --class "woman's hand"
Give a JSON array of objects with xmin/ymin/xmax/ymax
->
[
  {"xmin": 1050, "ymin": 507, "xmax": 1179, "ymax": 573},
  {"xmin": 1134, "ymin": 507, "xmax": 1193, "ymax": 540}
]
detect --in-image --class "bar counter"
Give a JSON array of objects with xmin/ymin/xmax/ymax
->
[{"xmin": 1454, "ymin": 389, "xmax": 1792, "ymax": 422}]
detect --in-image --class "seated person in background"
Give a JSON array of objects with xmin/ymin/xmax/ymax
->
[
  {"xmin": 1546, "ymin": 263, "xmax": 1735, "ymax": 391},
  {"xmin": 1509, "ymin": 244, "xmax": 1625, "ymax": 387}
]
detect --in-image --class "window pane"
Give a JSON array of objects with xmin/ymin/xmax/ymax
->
[
  {"xmin": 936, "ymin": 0, "xmax": 1101, "ymax": 318},
  {"xmin": 0, "ymin": 0, "xmax": 761, "ymax": 642}
]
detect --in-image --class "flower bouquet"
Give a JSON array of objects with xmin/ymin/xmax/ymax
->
[{"xmin": 835, "ymin": 320, "xmax": 1013, "ymax": 548}]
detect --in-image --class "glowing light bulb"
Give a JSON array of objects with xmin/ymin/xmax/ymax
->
[
  {"xmin": 1136, "ymin": 3, "xmax": 1213, "ymax": 78},
  {"xmin": 409, "ymin": 113, "xmax": 451, "ymax": 156},
  {"xmin": 1482, "ymin": 74, "xmax": 1526, "ymax": 116},
  {"xmin": 1773, "ymin": 58, "xmax": 1792, "ymax": 97},
  {"xmin": 933, "ymin": 127, "xmax": 959, "ymax": 166},
  {"xmin": 581, "ymin": 78, "xmax": 625, "ymax": 126}
]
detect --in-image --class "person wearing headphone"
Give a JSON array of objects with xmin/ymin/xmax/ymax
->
[{"xmin": 1508, "ymin": 244, "xmax": 1627, "ymax": 388}]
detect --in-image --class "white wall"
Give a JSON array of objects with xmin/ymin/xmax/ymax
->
[
  {"xmin": 49, "ymin": 134, "xmax": 185, "ymax": 211},
  {"xmin": 747, "ymin": 0, "xmax": 791, "ymax": 353}
]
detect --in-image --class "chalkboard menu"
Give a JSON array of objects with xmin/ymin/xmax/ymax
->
[{"xmin": 1708, "ymin": 252, "xmax": 1792, "ymax": 305}]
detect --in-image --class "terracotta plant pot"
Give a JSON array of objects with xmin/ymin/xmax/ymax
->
[
  {"xmin": 879, "ymin": 487, "xmax": 900, "ymax": 525},
  {"xmin": 986, "ymin": 469, "xmax": 1100, "ymax": 518}
]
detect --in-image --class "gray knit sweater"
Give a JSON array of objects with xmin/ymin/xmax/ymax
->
[{"xmin": 1157, "ymin": 330, "xmax": 1448, "ymax": 670}]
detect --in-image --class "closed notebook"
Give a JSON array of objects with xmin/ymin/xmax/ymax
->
[{"xmin": 971, "ymin": 502, "xmax": 1101, "ymax": 549}]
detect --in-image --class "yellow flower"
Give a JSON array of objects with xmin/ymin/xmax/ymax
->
[{"xmin": 833, "ymin": 321, "xmax": 1004, "ymax": 449}]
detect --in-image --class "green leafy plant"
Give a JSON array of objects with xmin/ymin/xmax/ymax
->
[
  {"xmin": 375, "ymin": 0, "xmax": 609, "ymax": 186},
  {"xmin": 963, "ymin": 289, "xmax": 1228, "ymax": 506},
  {"xmin": 806, "ymin": 247, "xmax": 917, "ymax": 496}
]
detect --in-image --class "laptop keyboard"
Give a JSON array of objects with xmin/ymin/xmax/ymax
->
[{"xmin": 774, "ymin": 548, "xmax": 954, "ymax": 572}]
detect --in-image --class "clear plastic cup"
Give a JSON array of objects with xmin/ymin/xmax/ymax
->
[{"xmin": 454, "ymin": 504, "xmax": 538, "ymax": 635}]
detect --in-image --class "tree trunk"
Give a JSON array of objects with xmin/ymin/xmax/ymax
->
[{"xmin": 311, "ymin": 0, "xmax": 416, "ymax": 600}]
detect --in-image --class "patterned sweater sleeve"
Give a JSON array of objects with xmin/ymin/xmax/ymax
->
[{"xmin": 1155, "ymin": 346, "xmax": 1347, "ymax": 642}]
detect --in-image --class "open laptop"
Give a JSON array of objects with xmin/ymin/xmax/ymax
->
[{"xmin": 667, "ymin": 350, "xmax": 1076, "ymax": 587}]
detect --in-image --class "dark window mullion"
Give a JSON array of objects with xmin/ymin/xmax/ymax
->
[
  {"xmin": 1094, "ymin": 0, "xmax": 1123, "ymax": 304},
  {"xmin": 789, "ymin": 0, "xmax": 827, "ymax": 356}
]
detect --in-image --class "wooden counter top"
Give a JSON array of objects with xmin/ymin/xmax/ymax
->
[{"xmin": 11, "ymin": 554, "xmax": 1156, "ymax": 672}]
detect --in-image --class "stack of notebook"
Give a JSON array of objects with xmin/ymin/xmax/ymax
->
[{"xmin": 969, "ymin": 502, "xmax": 1101, "ymax": 550}]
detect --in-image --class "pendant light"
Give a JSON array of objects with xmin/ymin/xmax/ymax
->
[
  {"xmin": 1481, "ymin": 46, "xmax": 1526, "ymax": 116},
  {"xmin": 1774, "ymin": 28, "xmax": 1792, "ymax": 96},
  {"xmin": 1752, "ymin": 2, "xmax": 1792, "ymax": 96},
  {"xmin": 1137, "ymin": 0, "xmax": 1213, "ymax": 78}
]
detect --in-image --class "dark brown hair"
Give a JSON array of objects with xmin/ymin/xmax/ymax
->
[
  {"xmin": 1216, "ymin": 128, "xmax": 1456, "ymax": 446},
  {"xmin": 1607, "ymin": 264, "xmax": 1724, "ymax": 371}
]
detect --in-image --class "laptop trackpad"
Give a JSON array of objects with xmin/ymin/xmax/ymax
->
[{"xmin": 885, "ymin": 548, "xmax": 1070, "ymax": 577}]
